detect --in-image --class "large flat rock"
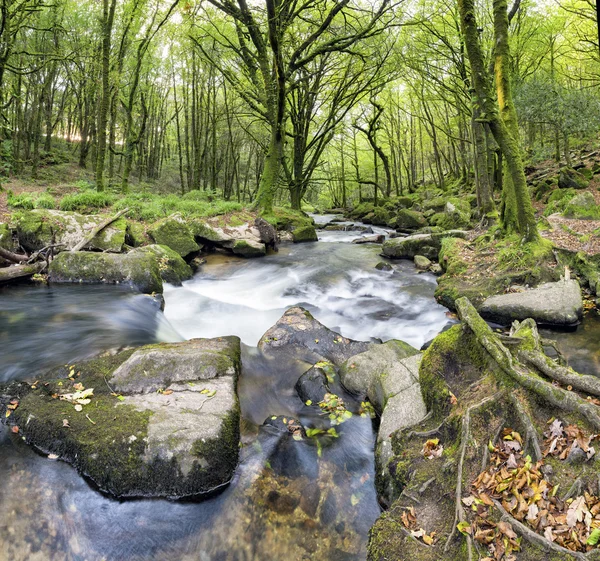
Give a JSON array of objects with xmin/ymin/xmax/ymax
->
[
  {"xmin": 382, "ymin": 230, "xmax": 467, "ymax": 260},
  {"xmin": 0, "ymin": 337, "xmax": 241, "ymax": 499},
  {"xmin": 478, "ymin": 279, "xmax": 583, "ymax": 326},
  {"xmin": 15, "ymin": 209, "xmax": 126, "ymax": 252},
  {"xmin": 48, "ymin": 250, "xmax": 164, "ymax": 294}
]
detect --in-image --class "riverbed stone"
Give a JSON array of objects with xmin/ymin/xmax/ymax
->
[
  {"xmin": 148, "ymin": 214, "xmax": 200, "ymax": 258},
  {"xmin": 292, "ymin": 224, "xmax": 318, "ymax": 243},
  {"xmin": 48, "ymin": 250, "xmax": 163, "ymax": 294},
  {"xmin": 382, "ymin": 230, "xmax": 467, "ymax": 260},
  {"xmin": 389, "ymin": 209, "xmax": 427, "ymax": 232},
  {"xmin": 375, "ymin": 261, "xmax": 393, "ymax": 271},
  {"xmin": 479, "ymin": 278, "xmax": 583, "ymax": 326},
  {"xmin": 14, "ymin": 209, "xmax": 127, "ymax": 253},
  {"xmin": 0, "ymin": 337, "xmax": 241, "ymax": 499},
  {"xmin": 258, "ymin": 307, "xmax": 372, "ymax": 365},
  {"xmin": 339, "ymin": 340, "xmax": 420, "ymax": 407},
  {"xmin": 413, "ymin": 255, "xmax": 432, "ymax": 270},
  {"xmin": 131, "ymin": 244, "xmax": 193, "ymax": 285},
  {"xmin": 231, "ymin": 238, "xmax": 266, "ymax": 257},
  {"xmin": 352, "ymin": 234, "xmax": 385, "ymax": 244},
  {"xmin": 295, "ymin": 365, "xmax": 331, "ymax": 404}
]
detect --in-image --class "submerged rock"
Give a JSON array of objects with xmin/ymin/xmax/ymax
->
[
  {"xmin": 375, "ymin": 261, "xmax": 393, "ymax": 271},
  {"xmin": 131, "ymin": 244, "xmax": 193, "ymax": 285},
  {"xmin": 258, "ymin": 307, "xmax": 372, "ymax": 366},
  {"xmin": 479, "ymin": 279, "xmax": 583, "ymax": 326},
  {"xmin": 148, "ymin": 214, "xmax": 200, "ymax": 258},
  {"xmin": 0, "ymin": 337, "xmax": 241, "ymax": 499},
  {"xmin": 295, "ymin": 364, "xmax": 332, "ymax": 404},
  {"xmin": 382, "ymin": 230, "xmax": 467, "ymax": 260},
  {"xmin": 14, "ymin": 209, "xmax": 127, "ymax": 253},
  {"xmin": 352, "ymin": 234, "xmax": 385, "ymax": 244},
  {"xmin": 48, "ymin": 250, "xmax": 163, "ymax": 294}
]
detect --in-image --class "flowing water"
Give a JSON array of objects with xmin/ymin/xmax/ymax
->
[{"xmin": 3, "ymin": 222, "xmax": 593, "ymax": 561}]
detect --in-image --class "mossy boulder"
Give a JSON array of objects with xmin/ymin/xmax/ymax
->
[
  {"xmin": 413, "ymin": 255, "xmax": 432, "ymax": 270},
  {"xmin": 131, "ymin": 244, "xmax": 193, "ymax": 286},
  {"xmin": 291, "ymin": 224, "xmax": 318, "ymax": 243},
  {"xmin": 429, "ymin": 200, "xmax": 471, "ymax": 230},
  {"xmin": 126, "ymin": 221, "xmax": 148, "ymax": 247},
  {"xmin": 0, "ymin": 337, "xmax": 241, "ymax": 499},
  {"xmin": 389, "ymin": 209, "xmax": 428, "ymax": 231},
  {"xmin": 261, "ymin": 208, "xmax": 317, "ymax": 243},
  {"xmin": 347, "ymin": 202, "xmax": 375, "ymax": 220},
  {"xmin": 48, "ymin": 250, "xmax": 163, "ymax": 294},
  {"xmin": 148, "ymin": 214, "xmax": 200, "ymax": 258},
  {"xmin": 231, "ymin": 238, "xmax": 266, "ymax": 257},
  {"xmin": 558, "ymin": 166, "xmax": 589, "ymax": 190},
  {"xmin": 382, "ymin": 230, "xmax": 467, "ymax": 260},
  {"xmin": 14, "ymin": 209, "xmax": 126, "ymax": 253},
  {"xmin": 189, "ymin": 219, "xmax": 231, "ymax": 243},
  {"xmin": 563, "ymin": 192, "xmax": 600, "ymax": 219}
]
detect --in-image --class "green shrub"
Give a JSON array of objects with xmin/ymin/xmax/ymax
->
[
  {"xmin": 59, "ymin": 191, "xmax": 116, "ymax": 212},
  {"xmin": 34, "ymin": 193, "xmax": 56, "ymax": 209},
  {"xmin": 7, "ymin": 192, "xmax": 35, "ymax": 209}
]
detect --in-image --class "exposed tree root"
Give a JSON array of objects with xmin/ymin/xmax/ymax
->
[
  {"xmin": 492, "ymin": 499, "xmax": 588, "ymax": 560},
  {"xmin": 455, "ymin": 297, "xmax": 600, "ymax": 431},
  {"xmin": 444, "ymin": 395, "xmax": 497, "ymax": 559},
  {"xmin": 520, "ymin": 350, "xmax": 600, "ymax": 398},
  {"xmin": 509, "ymin": 393, "xmax": 542, "ymax": 462}
]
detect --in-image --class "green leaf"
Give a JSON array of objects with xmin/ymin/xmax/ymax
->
[
  {"xmin": 116, "ymin": 395, "xmax": 125, "ymax": 401},
  {"xmin": 587, "ymin": 528, "xmax": 600, "ymax": 545}
]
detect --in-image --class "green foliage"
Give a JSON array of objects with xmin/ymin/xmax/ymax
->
[
  {"xmin": 59, "ymin": 191, "xmax": 116, "ymax": 212},
  {"xmin": 543, "ymin": 189, "xmax": 576, "ymax": 216},
  {"xmin": 34, "ymin": 193, "xmax": 56, "ymax": 209},
  {"xmin": 7, "ymin": 191, "xmax": 35, "ymax": 209},
  {"xmin": 496, "ymin": 235, "xmax": 554, "ymax": 271}
]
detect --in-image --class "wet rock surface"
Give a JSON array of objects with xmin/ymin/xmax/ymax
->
[
  {"xmin": 382, "ymin": 230, "xmax": 467, "ymax": 259},
  {"xmin": 0, "ymin": 337, "xmax": 241, "ymax": 499},
  {"xmin": 48, "ymin": 250, "xmax": 164, "ymax": 294},
  {"xmin": 479, "ymin": 278, "xmax": 583, "ymax": 326}
]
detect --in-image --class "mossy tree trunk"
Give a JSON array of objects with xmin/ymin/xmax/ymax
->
[{"xmin": 458, "ymin": 0, "xmax": 538, "ymax": 242}]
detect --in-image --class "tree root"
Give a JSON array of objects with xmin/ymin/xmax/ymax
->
[
  {"xmin": 455, "ymin": 298, "xmax": 600, "ymax": 431},
  {"xmin": 509, "ymin": 393, "xmax": 542, "ymax": 462},
  {"xmin": 520, "ymin": 350, "xmax": 600, "ymax": 398},
  {"xmin": 444, "ymin": 395, "xmax": 497, "ymax": 559},
  {"xmin": 405, "ymin": 420, "xmax": 445, "ymax": 441},
  {"xmin": 492, "ymin": 499, "xmax": 588, "ymax": 560}
]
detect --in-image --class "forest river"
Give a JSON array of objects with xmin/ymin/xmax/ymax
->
[{"xmin": 1, "ymin": 218, "xmax": 599, "ymax": 561}]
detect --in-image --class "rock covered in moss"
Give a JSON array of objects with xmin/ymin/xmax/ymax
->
[
  {"xmin": 558, "ymin": 166, "xmax": 589, "ymax": 190},
  {"xmin": 413, "ymin": 255, "xmax": 432, "ymax": 270},
  {"xmin": 382, "ymin": 230, "xmax": 467, "ymax": 260},
  {"xmin": 131, "ymin": 244, "xmax": 193, "ymax": 286},
  {"xmin": 389, "ymin": 209, "xmax": 428, "ymax": 232},
  {"xmin": 190, "ymin": 219, "xmax": 267, "ymax": 256},
  {"xmin": 48, "ymin": 250, "xmax": 163, "ymax": 294},
  {"xmin": 291, "ymin": 224, "xmax": 318, "ymax": 243},
  {"xmin": 479, "ymin": 279, "xmax": 583, "ymax": 326},
  {"xmin": 258, "ymin": 306, "xmax": 372, "ymax": 366},
  {"xmin": 0, "ymin": 222, "xmax": 14, "ymax": 266},
  {"xmin": 14, "ymin": 209, "xmax": 126, "ymax": 253},
  {"xmin": 231, "ymin": 238, "xmax": 266, "ymax": 257},
  {"xmin": 563, "ymin": 191, "xmax": 600, "ymax": 219},
  {"xmin": 148, "ymin": 213, "xmax": 200, "ymax": 258},
  {"xmin": 1, "ymin": 337, "xmax": 241, "ymax": 499}
]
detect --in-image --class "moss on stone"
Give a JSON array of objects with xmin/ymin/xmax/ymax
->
[
  {"xmin": 148, "ymin": 214, "xmax": 199, "ymax": 257},
  {"xmin": 132, "ymin": 244, "xmax": 193, "ymax": 285},
  {"xmin": 291, "ymin": 224, "xmax": 318, "ymax": 243}
]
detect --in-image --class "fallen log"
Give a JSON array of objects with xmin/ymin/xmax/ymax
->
[
  {"xmin": 70, "ymin": 207, "xmax": 129, "ymax": 252},
  {"xmin": 0, "ymin": 246, "xmax": 28, "ymax": 263},
  {"xmin": 0, "ymin": 262, "xmax": 45, "ymax": 284}
]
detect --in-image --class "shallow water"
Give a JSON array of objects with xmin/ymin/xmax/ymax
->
[{"xmin": 0, "ymin": 228, "xmax": 482, "ymax": 561}]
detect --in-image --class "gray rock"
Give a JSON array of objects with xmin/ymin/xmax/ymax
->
[
  {"xmin": 0, "ymin": 337, "xmax": 241, "ymax": 499},
  {"xmin": 375, "ymin": 261, "xmax": 393, "ymax": 271},
  {"xmin": 413, "ymin": 255, "xmax": 432, "ymax": 270},
  {"xmin": 339, "ymin": 340, "xmax": 420, "ymax": 410},
  {"xmin": 295, "ymin": 365, "xmax": 331, "ymax": 404},
  {"xmin": 382, "ymin": 230, "xmax": 467, "ymax": 259},
  {"xmin": 559, "ymin": 166, "xmax": 589, "ymax": 190},
  {"xmin": 15, "ymin": 209, "xmax": 127, "ymax": 253},
  {"xmin": 352, "ymin": 234, "xmax": 385, "ymax": 244},
  {"xmin": 190, "ymin": 219, "xmax": 267, "ymax": 257},
  {"xmin": 258, "ymin": 307, "xmax": 372, "ymax": 366},
  {"xmin": 48, "ymin": 250, "xmax": 163, "ymax": 294},
  {"xmin": 376, "ymin": 355, "xmax": 427, "ymax": 480},
  {"xmin": 231, "ymin": 238, "xmax": 266, "ymax": 257},
  {"xmin": 479, "ymin": 279, "xmax": 583, "ymax": 326}
]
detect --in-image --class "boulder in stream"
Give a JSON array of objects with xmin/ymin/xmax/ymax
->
[
  {"xmin": 258, "ymin": 306, "xmax": 372, "ymax": 365},
  {"xmin": 148, "ymin": 214, "xmax": 200, "ymax": 258},
  {"xmin": 479, "ymin": 278, "xmax": 583, "ymax": 326},
  {"xmin": 352, "ymin": 234, "xmax": 385, "ymax": 244},
  {"xmin": 131, "ymin": 244, "xmax": 193, "ymax": 285},
  {"xmin": 0, "ymin": 336, "xmax": 241, "ymax": 499},
  {"xmin": 48, "ymin": 250, "xmax": 164, "ymax": 294},
  {"xmin": 14, "ymin": 209, "xmax": 127, "ymax": 253},
  {"xmin": 382, "ymin": 230, "xmax": 467, "ymax": 260}
]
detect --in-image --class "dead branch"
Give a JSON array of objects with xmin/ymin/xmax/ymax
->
[
  {"xmin": 71, "ymin": 207, "xmax": 129, "ymax": 252},
  {"xmin": 0, "ymin": 262, "xmax": 45, "ymax": 284},
  {"xmin": 0, "ymin": 246, "xmax": 28, "ymax": 263}
]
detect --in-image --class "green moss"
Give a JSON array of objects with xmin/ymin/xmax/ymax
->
[
  {"xmin": 262, "ymin": 207, "xmax": 314, "ymax": 231},
  {"xmin": 148, "ymin": 215, "xmax": 199, "ymax": 257},
  {"xmin": 439, "ymin": 237, "xmax": 468, "ymax": 275},
  {"xmin": 126, "ymin": 221, "xmax": 148, "ymax": 247},
  {"xmin": 133, "ymin": 244, "xmax": 193, "ymax": 285},
  {"xmin": 291, "ymin": 224, "xmax": 318, "ymax": 243}
]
